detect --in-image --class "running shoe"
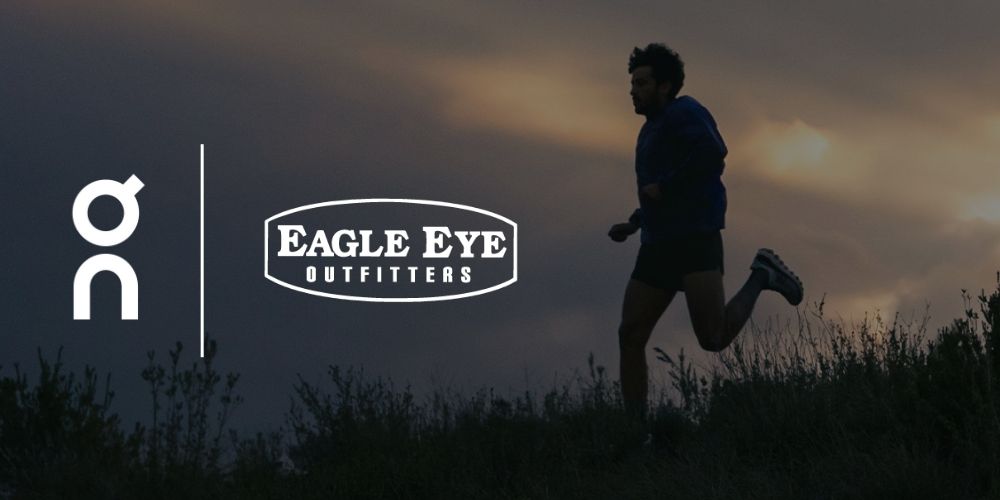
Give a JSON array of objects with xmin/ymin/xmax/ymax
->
[{"xmin": 751, "ymin": 248, "xmax": 804, "ymax": 306}]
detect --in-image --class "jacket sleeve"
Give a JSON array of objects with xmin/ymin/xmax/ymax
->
[
  {"xmin": 628, "ymin": 208, "xmax": 642, "ymax": 227},
  {"xmin": 656, "ymin": 106, "xmax": 727, "ymax": 191}
]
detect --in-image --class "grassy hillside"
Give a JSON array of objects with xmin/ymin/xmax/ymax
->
[{"xmin": 3, "ymin": 278, "xmax": 1000, "ymax": 499}]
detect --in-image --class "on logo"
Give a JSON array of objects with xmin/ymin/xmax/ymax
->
[{"xmin": 72, "ymin": 174, "xmax": 144, "ymax": 320}]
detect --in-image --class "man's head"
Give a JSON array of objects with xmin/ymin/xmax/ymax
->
[{"xmin": 628, "ymin": 43, "xmax": 685, "ymax": 116}]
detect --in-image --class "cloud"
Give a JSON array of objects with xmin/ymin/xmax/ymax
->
[
  {"xmin": 399, "ymin": 55, "xmax": 636, "ymax": 155},
  {"xmin": 987, "ymin": 116, "xmax": 1000, "ymax": 140},
  {"xmin": 738, "ymin": 119, "xmax": 856, "ymax": 189},
  {"xmin": 961, "ymin": 197, "xmax": 1000, "ymax": 223}
]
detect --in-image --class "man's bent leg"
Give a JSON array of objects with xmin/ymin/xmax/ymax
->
[
  {"xmin": 683, "ymin": 268, "xmax": 768, "ymax": 352},
  {"xmin": 618, "ymin": 279, "xmax": 675, "ymax": 419}
]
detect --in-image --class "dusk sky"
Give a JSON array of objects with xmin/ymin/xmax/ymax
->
[{"xmin": 3, "ymin": 1, "xmax": 999, "ymax": 432}]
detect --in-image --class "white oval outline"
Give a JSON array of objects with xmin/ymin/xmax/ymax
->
[{"xmin": 264, "ymin": 198, "xmax": 518, "ymax": 302}]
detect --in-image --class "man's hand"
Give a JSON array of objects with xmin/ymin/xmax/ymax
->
[
  {"xmin": 640, "ymin": 183, "xmax": 662, "ymax": 200},
  {"xmin": 608, "ymin": 222, "xmax": 638, "ymax": 242}
]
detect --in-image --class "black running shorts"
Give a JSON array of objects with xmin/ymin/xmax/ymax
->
[{"xmin": 630, "ymin": 230, "xmax": 724, "ymax": 291}]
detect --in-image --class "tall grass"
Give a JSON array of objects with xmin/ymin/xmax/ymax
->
[{"xmin": 2, "ymin": 277, "xmax": 1000, "ymax": 499}]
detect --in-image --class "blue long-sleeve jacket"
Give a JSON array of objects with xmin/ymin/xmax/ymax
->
[{"xmin": 631, "ymin": 95, "xmax": 727, "ymax": 243}]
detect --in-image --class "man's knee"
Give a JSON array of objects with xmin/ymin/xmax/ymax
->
[
  {"xmin": 618, "ymin": 320, "xmax": 653, "ymax": 351},
  {"xmin": 693, "ymin": 323, "xmax": 727, "ymax": 352},
  {"xmin": 696, "ymin": 335, "xmax": 726, "ymax": 352}
]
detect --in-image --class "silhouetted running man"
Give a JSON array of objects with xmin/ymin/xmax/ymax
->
[{"xmin": 608, "ymin": 43, "xmax": 804, "ymax": 421}]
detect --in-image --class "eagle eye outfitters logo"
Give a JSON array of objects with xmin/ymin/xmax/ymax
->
[{"xmin": 264, "ymin": 199, "xmax": 517, "ymax": 302}]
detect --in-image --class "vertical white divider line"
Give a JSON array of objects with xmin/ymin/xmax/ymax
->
[{"xmin": 200, "ymin": 144, "xmax": 205, "ymax": 358}]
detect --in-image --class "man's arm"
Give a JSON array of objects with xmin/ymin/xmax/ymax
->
[
  {"xmin": 628, "ymin": 208, "xmax": 642, "ymax": 227},
  {"xmin": 608, "ymin": 208, "xmax": 641, "ymax": 242}
]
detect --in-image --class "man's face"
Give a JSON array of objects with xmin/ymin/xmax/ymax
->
[{"xmin": 629, "ymin": 66, "xmax": 671, "ymax": 116}]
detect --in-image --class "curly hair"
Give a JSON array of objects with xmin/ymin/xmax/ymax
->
[{"xmin": 628, "ymin": 43, "xmax": 685, "ymax": 98}]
